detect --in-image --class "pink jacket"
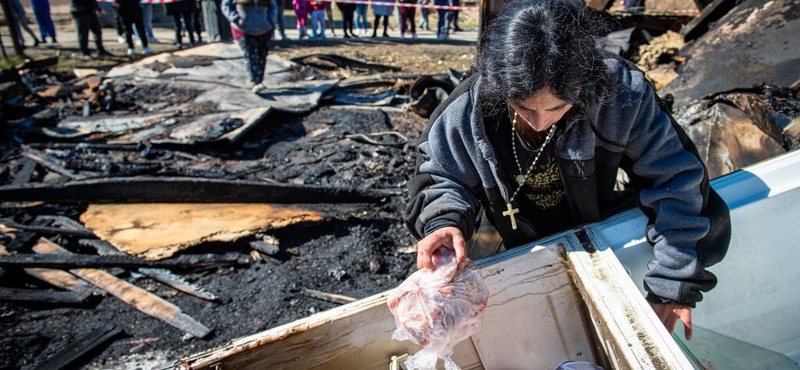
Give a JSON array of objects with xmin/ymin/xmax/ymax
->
[{"xmin": 293, "ymin": 0, "xmax": 311, "ymax": 16}]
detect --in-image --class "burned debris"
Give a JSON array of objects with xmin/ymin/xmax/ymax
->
[
  {"xmin": 0, "ymin": 1, "xmax": 798, "ymax": 368},
  {"xmin": 0, "ymin": 41, "xmax": 441, "ymax": 370}
]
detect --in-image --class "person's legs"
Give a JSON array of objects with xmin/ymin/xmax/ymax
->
[
  {"xmin": 310, "ymin": 10, "xmax": 319, "ymax": 37},
  {"xmin": 407, "ymin": 7, "xmax": 415, "ymax": 36},
  {"xmin": 325, "ymin": 6, "xmax": 333, "ymax": 36},
  {"xmin": 237, "ymin": 35, "xmax": 260, "ymax": 84},
  {"xmin": 381, "ymin": 14, "xmax": 388, "ymax": 37},
  {"xmin": 296, "ymin": 13, "xmax": 308, "ymax": 38},
  {"xmin": 132, "ymin": 6, "xmax": 149, "ymax": 49},
  {"xmin": 113, "ymin": 4, "xmax": 125, "ymax": 42},
  {"xmin": 172, "ymin": 13, "xmax": 184, "ymax": 45},
  {"xmin": 275, "ymin": 0, "xmax": 287, "ymax": 39},
  {"xmin": 436, "ymin": 8, "xmax": 446, "ymax": 38},
  {"xmin": 88, "ymin": 11, "xmax": 107, "ymax": 53},
  {"xmin": 73, "ymin": 12, "xmax": 90, "ymax": 55},
  {"xmin": 346, "ymin": 9, "xmax": 355, "ymax": 36},
  {"xmin": 254, "ymin": 34, "xmax": 270, "ymax": 84},
  {"xmin": 141, "ymin": 3, "xmax": 155, "ymax": 40},
  {"xmin": 192, "ymin": 4, "xmax": 202, "ymax": 41},
  {"xmin": 32, "ymin": 1, "xmax": 56, "ymax": 41},
  {"xmin": 120, "ymin": 10, "xmax": 136, "ymax": 50},
  {"xmin": 399, "ymin": 8, "xmax": 408, "ymax": 36},
  {"xmin": 16, "ymin": 14, "xmax": 41, "ymax": 45},
  {"xmin": 183, "ymin": 11, "xmax": 197, "ymax": 43},
  {"xmin": 372, "ymin": 14, "xmax": 379, "ymax": 37},
  {"xmin": 355, "ymin": 4, "xmax": 367, "ymax": 34}
]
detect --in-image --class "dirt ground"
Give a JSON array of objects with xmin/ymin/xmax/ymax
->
[{"xmin": 0, "ymin": 4, "xmax": 482, "ymax": 369}]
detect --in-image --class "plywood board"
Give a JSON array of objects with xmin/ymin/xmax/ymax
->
[
  {"xmin": 564, "ymin": 231, "xmax": 695, "ymax": 370},
  {"xmin": 81, "ymin": 203, "xmax": 324, "ymax": 260},
  {"xmin": 168, "ymin": 244, "xmax": 596, "ymax": 370},
  {"xmin": 471, "ymin": 243, "xmax": 598, "ymax": 369}
]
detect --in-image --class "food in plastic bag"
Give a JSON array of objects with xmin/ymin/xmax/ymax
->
[{"xmin": 387, "ymin": 249, "xmax": 489, "ymax": 370}]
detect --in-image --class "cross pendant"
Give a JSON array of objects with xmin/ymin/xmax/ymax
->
[{"xmin": 503, "ymin": 202, "xmax": 520, "ymax": 230}]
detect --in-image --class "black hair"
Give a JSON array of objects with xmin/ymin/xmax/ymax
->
[{"xmin": 470, "ymin": 0, "xmax": 615, "ymax": 117}]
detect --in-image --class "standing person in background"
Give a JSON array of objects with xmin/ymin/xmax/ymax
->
[
  {"xmin": 336, "ymin": 0, "xmax": 356, "ymax": 38},
  {"xmin": 293, "ymin": 0, "xmax": 310, "ymax": 39},
  {"xmin": 138, "ymin": 2, "xmax": 159, "ymax": 44},
  {"xmin": 274, "ymin": 0, "xmax": 289, "ymax": 40},
  {"xmin": 398, "ymin": 0, "xmax": 416, "ymax": 39},
  {"xmin": 448, "ymin": 0, "xmax": 461, "ymax": 31},
  {"xmin": 165, "ymin": 0, "xmax": 197, "ymax": 48},
  {"xmin": 309, "ymin": 0, "xmax": 327, "ymax": 38},
  {"xmin": 418, "ymin": 0, "xmax": 430, "ymax": 31},
  {"xmin": 10, "ymin": 0, "xmax": 42, "ymax": 47},
  {"xmin": 354, "ymin": 1, "xmax": 368, "ymax": 35},
  {"xmin": 114, "ymin": 6, "xmax": 126, "ymax": 44},
  {"xmin": 203, "ymin": 0, "xmax": 233, "ymax": 41},
  {"xmin": 115, "ymin": 0, "xmax": 153, "ymax": 55},
  {"xmin": 221, "ymin": 0, "xmax": 277, "ymax": 93},
  {"xmin": 325, "ymin": 0, "xmax": 336, "ymax": 37},
  {"xmin": 192, "ymin": 0, "xmax": 204, "ymax": 43},
  {"xmin": 30, "ymin": 0, "xmax": 57, "ymax": 43},
  {"xmin": 371, "ymin": 1, "xmax": 391, "ymax": 38},
  {"xmin": 433, "ymin": 0, "xmax": 449, "ymax": 40},
  {"xmin": 69, "ymin": 0, "xmax": 111, "ymax": 59}
]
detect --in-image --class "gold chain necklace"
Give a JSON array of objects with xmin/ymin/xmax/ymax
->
[{"xmin": 503, "ymin": 110, "xmax": 557, "ymax": 230}]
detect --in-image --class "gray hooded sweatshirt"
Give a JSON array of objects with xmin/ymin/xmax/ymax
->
[
  {"xmin": 404, "ymin": 56, "xmax": 731, "ymax": 307},
  {"xmin": 222, "ymin": 0, "xmax": 278, "ymax": 36}
]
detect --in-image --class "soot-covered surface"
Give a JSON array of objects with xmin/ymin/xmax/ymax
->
[{"xmin": 0, "ymin": 108, "xmax": 425, "ymax": 370}]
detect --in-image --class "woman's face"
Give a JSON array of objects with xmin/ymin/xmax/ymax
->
[{"xmin": 508, "ymin": 89, "xmax": 573, "ymax": 132}]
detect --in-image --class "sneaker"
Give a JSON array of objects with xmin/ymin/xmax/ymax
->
[
  {"xmin": 149, "ymin": 36, "xmax": 161, "ymax": 44},
  {"xmin": 252, "ymin": 83, "xmax": 267, "ymax": 93},
  {"xmin": 135, "ymin": 37, "xmax": 143, "ymax": 47},
  {"xmin": 400, "ymin": 32, "xmax": 405, "ymax": 39},
  {"xmin": 281, "ymin": 32, "xmax": 288, "ymax": 40},
  {"xmin": 80, "ymin": 53, "xmax": 93, "ymax": 60},
  {"xmin": 127, "ymin": 48, "xmax": 136, "ymax": 55},
  {"xmin": 97, "ymin": 49, "xmax": 113, "ymax": 57},
  {"xmin": 118, "ymin": 35, "xmax": 126, "ymax": 44},
  {"xmin": 412, "ymin": 33, "xmax": 418, "ymax": 39},
  {"xmin": 142, "ymin": 47, "xmax": 153, "ymax": 54}
]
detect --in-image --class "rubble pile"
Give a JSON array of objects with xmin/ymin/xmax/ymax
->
[{"xmin": 0, "ymin": 43, "xmax": 460, "ymax": 370}]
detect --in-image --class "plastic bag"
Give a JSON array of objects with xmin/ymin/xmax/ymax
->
[{"xmin": 387, "ymin": 250, "xmax": 489, "ymax": 370}]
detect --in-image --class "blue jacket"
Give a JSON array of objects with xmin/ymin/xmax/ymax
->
[
  {"xmin": 404, "ymin": 55, "xmax": 731, "ymax": 307},
  {"xmin": 222, "ymin": 0, "xmax": 278, "ymax": 36}
]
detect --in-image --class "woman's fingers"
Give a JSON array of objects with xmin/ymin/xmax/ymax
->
[
  {"xmin": 452, "ymin": 229, "xmax": 467, "ymax": 267},
  {"xmin": 416, "ymin": 227, "xmax": 464, "ymax": 271}
]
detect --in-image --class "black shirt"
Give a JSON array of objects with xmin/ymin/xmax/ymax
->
[{"xmin": 488, "ymin": 112, "xmax": 575, "ymax": 237}]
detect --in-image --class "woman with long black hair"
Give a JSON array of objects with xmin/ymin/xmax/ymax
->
[{"xmin": 405, "ymin": 0, "xmax": 731, "ymax": 340}]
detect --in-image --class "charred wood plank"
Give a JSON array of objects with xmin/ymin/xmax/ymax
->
[
  {"xmin": 680, "ymin": 0, "xmax": 738, "ymax": 41},
  {"xmin": 22, "ymin": 147, "xmax": 86, "ymax": 180},
  {"xmin": 11, "ymin": 159, "xmax": 37, "ymax": 185},
  {"xmin": 0, "ymin": 287, "xmax": 91, "ymax": 303},
  {"xmin": 0, "ymin": 177, "xmax": 397, "ymax": 204},
  {"xmin": 24, "ymin": 267, "xmax": 102, "ymax": 296},
  {"xmin": 80, "ymin": 239, "xmax": 218, "ymax": 301},
  {"xmin": 302, "ymin": 288, "xmax": 357, "ymax": 305},
  {"xmin": 249, "ymin": 240, "xmax": 279, "ymax": 256},
  {"xmin": 0, "ymin": 219, "xmax": 96, "ymax": 238},
  {"xmin": 0, "ymin": 252, "xmax": 250, "ymax": 270},
  {"xmin": 33, "ymin": 324, "xmax": 124, "ymax": 370},
  {"xmin": 33, "ymin": 238, "xmax": 213, "ymax": 338}
]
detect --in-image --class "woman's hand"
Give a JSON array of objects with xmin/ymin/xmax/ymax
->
[
  {"xmin": 649, "ymin": 302, "xmax": 693, "ymax": 340},
  {"xmin": 416, "ymin": 226, "xmax": 466, "ymax": 271}
]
